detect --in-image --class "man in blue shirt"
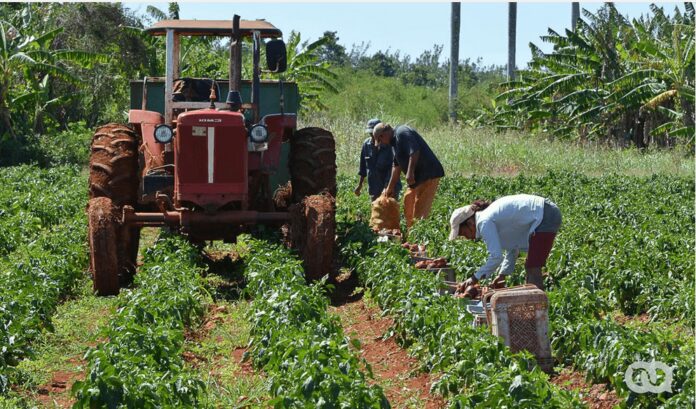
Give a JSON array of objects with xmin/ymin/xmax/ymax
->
[
  {"xmin": 374, "ymin": 123, "xmax": 445, "ymax": 229},
  {"xmin": 354, "ymin": 119, "xmax": 401, "ymax": 201}
]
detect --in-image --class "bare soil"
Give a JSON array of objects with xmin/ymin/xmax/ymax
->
[
  {"xmin": 332, "ymin": 298, "xmax": 445, "ymax": 409},
  {"xmin": 31, "ymin": 357, "xmax": 84, "ymax": 408},
  {"xmin": 550, "ymin": 367, "xmax": 622, "ymax": 409}
]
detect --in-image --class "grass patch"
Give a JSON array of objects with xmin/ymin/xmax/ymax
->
[
  {"xmin": 301, "ymin": 116, "xmax": 694, "ymax": 178},
  {"xmin": 12, "ymin": 279, "xmax": 118, "ymax": 406},
  {"xmin": 185, "ymin": 301, "xmax": 268, "ymax": 408}
]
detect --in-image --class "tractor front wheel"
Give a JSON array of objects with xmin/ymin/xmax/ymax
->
[
  {"xmin": 289, "ymin": 194, "xmax": 335, "ymax": 281},
  {"xmin": 88, "ymin": 197, "xmax": 121, "ymax": 296},
  {"xmin": 88, "ymin": 123, "xmax": 140, "ymax": 288}
]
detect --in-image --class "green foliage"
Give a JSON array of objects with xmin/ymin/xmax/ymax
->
[
  {"xmin": 316, "ymin": 67, "xmax": 449, "ymax": 128},
  {"xmin": 282, "ymin": 31, "xmax": 339, "ymax": 112},
  {"xmin": 0, "ymin": 4, "xmax": 107, "ymax": 139},
  {"xmin": 0, "ymin": 165, "xmax": 87, "ymax": 393},
  {"xmin": 489, "ymin": 3, "xmax": 695, "ymax": 148},
  {"xmin": 339, "ymin": 231, "xmax": 583, "ymax": 407},
  {"xmin": 239, "ymin": 237, "xmax": 390, "ymax": 408},
  {"xmin": 336, "ymin": 170, "xmax": 694, "ymax": 406},
  {"xmin": 72, "ymin": 235, "xmax": 210, "ymax": 408}
]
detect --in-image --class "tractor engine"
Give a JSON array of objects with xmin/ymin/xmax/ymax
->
[{"xmin": 175, "ymin": 109, "xmax": 248, "ymax": 211}]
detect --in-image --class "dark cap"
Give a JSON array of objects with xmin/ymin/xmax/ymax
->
[{"xmin": 365, "ymin": 118, "xmax": 382, "ymax": 134}]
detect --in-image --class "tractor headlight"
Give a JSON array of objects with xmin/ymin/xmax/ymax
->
[
  {"xmin": 249, "ymin": 124, "xmax": 269, "ymax": 143},
  {"xmin": 154, "ymin": 124, "xmax": 174, "ymax": 144}
]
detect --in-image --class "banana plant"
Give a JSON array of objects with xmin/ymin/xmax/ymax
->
[
  {"xmin": 491, "ymin": 3, "xmax": 695, "ymax": 147},
  {"xmin": 0, "ymin": 4, "xmax": 105, "ymax": 138}
]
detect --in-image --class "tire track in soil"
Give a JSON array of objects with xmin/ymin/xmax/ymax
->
[
  {"xmin": 331, "ymin": 297, "xmax": 445, "ymax": 409},
  {"xmin": 550, "ymin": 367, "xmax": 622, "ymax": 409}
]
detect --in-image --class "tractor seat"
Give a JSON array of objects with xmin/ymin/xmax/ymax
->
[{"xmin": 172, "ymin": 78, "xmax": 221, "ymax": 102}]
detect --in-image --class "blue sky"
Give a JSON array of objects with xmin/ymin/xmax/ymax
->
[{"xmin": 125, "ymin": 2, "xmax": 682, "ymax": 67}]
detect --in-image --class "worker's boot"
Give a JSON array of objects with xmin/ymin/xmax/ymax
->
[{"xmin": 526, "ymin": 267, "xmax": 545, "ymax": 291}]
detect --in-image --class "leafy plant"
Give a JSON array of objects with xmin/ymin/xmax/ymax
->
[{"xmin": 239, "ymin": 237, "xmax": 389, "ymax": 408}]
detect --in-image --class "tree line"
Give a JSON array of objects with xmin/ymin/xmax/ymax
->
[
  {"xmin": 0, "ymin": 2, "xmax": 692, "ymax": 167},
  {"xmin": 491, "ymin": 3, "xmax": 694, "ymax": 148}
]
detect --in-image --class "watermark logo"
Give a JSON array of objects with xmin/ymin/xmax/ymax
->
[{"xmin": 625, "ymin": 360, "xmax": 674, "ymax": 394}]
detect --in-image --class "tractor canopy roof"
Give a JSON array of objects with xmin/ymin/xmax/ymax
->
[{"xmin": 145, "ymin": 19, "xmax": 282, "ymax": 38}]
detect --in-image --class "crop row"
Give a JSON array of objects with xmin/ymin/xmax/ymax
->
[
  {"xmin": 342, "ymin": 239, "xmax": 583, "ymax": 408},
  {"xmin": 0, "ymin": 165, "xmax": 86, "ymax": 256},
  {"xmin": 335, "ymin": 171, "xmax": 693, "ymax": 407},
  {"xmin": 239, "ymin": 237, "xmax": 390, "ymax": 408},
  {"xmin": 72, "ymin": 235, "xmax": 210, "ymax": 407},
  {"xmin": 0, "ymin": 219, "xmax": 87, "ymax": 394},
  {"xmin": 0, "ymin": 165, "xmax": 88, "ymax": 394}
]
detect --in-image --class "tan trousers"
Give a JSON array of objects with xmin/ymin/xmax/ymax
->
[{"xmin": 403, "ymin": 177, "xmax": 440, "ymax": 229}]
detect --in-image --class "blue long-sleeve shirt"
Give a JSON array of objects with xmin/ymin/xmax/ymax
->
[
  {"xmin": 359, "ymin": 137, "xmax": 401, "ymax": 198},
  {"xmin": 474, "ymin": 194, "xmax": 546, "ymax": 279}
]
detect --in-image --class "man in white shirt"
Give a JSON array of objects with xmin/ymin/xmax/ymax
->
[{"xmin": 449, "ymin": 194, "xmax": 562, "ymax": 290}]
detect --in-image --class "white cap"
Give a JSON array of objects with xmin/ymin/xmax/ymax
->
[{"xmin": 448, "ymin": 205, "xmax": 475, "ymax": 241}]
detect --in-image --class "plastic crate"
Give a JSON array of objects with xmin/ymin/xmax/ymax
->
[
  {"xmin": 466, "ymin": 300, "xmax": 488, "ymax": 327},
  {"xmin": 483, "ymin": 285, "xmax": 553, "ymax": 373}
]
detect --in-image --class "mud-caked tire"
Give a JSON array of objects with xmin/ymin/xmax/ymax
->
[
  {"xmin": 289, "ymin": 127, "xmax": 337, "ymax": 202},
  {"xmin": 289, "ymin": 194, "xmax": 335, "ymax": 281},
  {"xmin": 89, "ymin": 123, "xmax": 140, "ymax": 205},
  {"xmin": 88, "ymin": 124, "xmax": 141, "ymax": 289},
  {"xmin": 88, "ymin": 197, "xmax": 121, "ymax": 296}
]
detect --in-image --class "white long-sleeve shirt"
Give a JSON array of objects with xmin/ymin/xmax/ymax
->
[{"xmin": 474, "ymin": 194, "xmax": 545, "ymax": 280}]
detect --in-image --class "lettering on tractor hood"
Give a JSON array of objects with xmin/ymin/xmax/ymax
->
[{"xmin": 198, "ymin": 118, "xmax": 222, "ymax": 123}]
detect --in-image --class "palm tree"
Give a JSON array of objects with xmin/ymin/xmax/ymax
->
[
  {"xmin": 449, "ymin": 2, "xmax": 461, "ymax": 122},
  {"xmin": 508, "ymin": 2, "xmax": 517, "ymax": 81},
  {"xmin": 572, "ymin": 3, "xmax": 580, "ymax": 31}
]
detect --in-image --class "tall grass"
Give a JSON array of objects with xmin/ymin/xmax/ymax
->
[{"xmin": 301, "ymin": 114, "xmax": 694, "ymax": 178}]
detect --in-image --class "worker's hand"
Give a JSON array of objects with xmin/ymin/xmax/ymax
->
[
  {"xmin": 354, "ymin": 186, "xmax": 362, "ymax": 196},
  {"xmin": 491, "ymin": 274, "xmax": 506, "ymax": 289},
  {"xmin": 384, "ymin": 186, "xmax": 395, "ymax": 198},
  {"xmin": 461, "ymin": 275, "xmax": 479, "ymax": 290},
  {"xmin": 406, "ymin": 174, "xmax": 416, "ymax": 187}
]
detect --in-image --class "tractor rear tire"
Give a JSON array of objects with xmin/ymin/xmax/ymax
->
[
  {"xmin": 88, "ymin": 123, "xmax": 141, "ymax": 287},
  {"xmin": 289, "ymin": 127, "xmax": 337, "ymax": 202},
  {"xmin": 88, "ymin": 123, "xmax": 140, "ymax": 206},
  {"xmin": 88, "ymin": 197, "xmax": 120, "ymax": 296},
  {"xmin": 289, "ymin": 194, "xmax": 335, "ymax": 281}
]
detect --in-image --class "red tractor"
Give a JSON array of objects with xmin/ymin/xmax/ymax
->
[{"xmin": 87, "ymin": 17, "xmax": 336, "ymax": 295}]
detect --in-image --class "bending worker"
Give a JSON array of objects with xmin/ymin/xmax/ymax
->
[
  {"xmin": 354, "ymin": 118, "xmax": 401, "ymax": 201},
  {"xmin": 374, "ymin": 123, "xmax": 445, "ymax": 229},
  {"xmin": 449, "ymin": 194, "xmax": 562, "ymax": 291}
]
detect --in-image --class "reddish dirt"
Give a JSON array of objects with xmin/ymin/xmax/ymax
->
[
  {"xmin": 333, "ymin": 299, "xmax": 445, "ymax": 409},
  {"xmin": 272, "ymin": 182, "xmax": 293, "ymax": 210},
  {"xmin": 231, "ymin": 347, "xmax": 257, "ymax": 378},
  {"xmin": 31, "ymin": 359, "xmax": 84, "ymax": 408},
  {"xmin": 185, "ymin": 304, "xmax": 229, "ymax": 344},
  {"xmin": 289, "ymin": 194, "xmax": 335, "ymax": 280},
  {"xmin": 612, "ymin": 312, "xmax": 651, "ymax": 326},
  {"xmin": 550, "ymin": 367, "xmax": 622, "ymax": 409},
  {"xmin": 87, "ymin": 197, "xmax": 120, "ymax": 295}
]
